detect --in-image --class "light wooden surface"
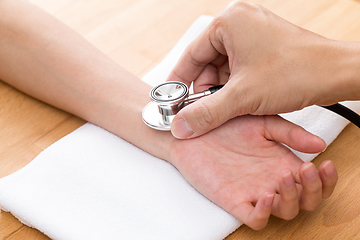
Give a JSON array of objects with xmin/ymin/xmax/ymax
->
[{"xmin": 1, "ymin": 0, "xmax": 360, "ymax": 239}]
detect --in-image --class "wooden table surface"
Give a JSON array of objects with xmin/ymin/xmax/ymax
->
[{"xmin": 1, "ymin": 0, "xmax": 360, "ymax": 239}]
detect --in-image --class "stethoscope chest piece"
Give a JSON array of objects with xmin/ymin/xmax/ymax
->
[
  {"xmin": 142, "ymin": 82, "xmax": 189, "ymax": 131},
  {"xmin": 142, "ymin": 101, "xmax": 172, "ymax": 131},
  {"xmin": 142, "ymin": 81, "xmax": 223, "ymax": 131}
]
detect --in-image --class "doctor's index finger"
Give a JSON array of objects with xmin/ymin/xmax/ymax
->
[{"xmin": 166, "ymin": 22, "xmax": 227, "ymax": 86}]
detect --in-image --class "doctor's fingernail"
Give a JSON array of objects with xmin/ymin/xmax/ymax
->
[
  {"xmin": 171, "ymin": 118, "xmax": 194, "ymax": 139},
  {"xmin": 322, "ymin": 145, "xmax": 328, "ymax": 153}
]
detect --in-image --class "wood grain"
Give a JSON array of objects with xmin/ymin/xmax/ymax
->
[{"xmin": 1, "ymin": 0, "xmax": 360, "ymax": 239}]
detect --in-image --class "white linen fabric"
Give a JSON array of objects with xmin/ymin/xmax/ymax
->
[{"xmin": 0, "ymin": 15, "xmax": 359, "ymax": 240}]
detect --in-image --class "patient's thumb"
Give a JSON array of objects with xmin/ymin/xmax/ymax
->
[{"xmin": 170, "ymin": 89, "xmax": 233, "ymax": 139}]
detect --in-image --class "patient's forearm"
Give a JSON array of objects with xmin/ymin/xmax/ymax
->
[
  {"xmin": 0, "ymin": 1, "xmax": 341, "ymax": 229},
  {"xmin": 0, "ymin": 0, "xmax": 174, "ymax": 161}
]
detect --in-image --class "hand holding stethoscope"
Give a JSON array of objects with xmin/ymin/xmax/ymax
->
[
  {"xmin": 143, "ymin": 2, "xmax": 360, "ymax": 138},
  {"xmin": 142, "ymin": 81, "xmax": 360, "ymax": 132}
]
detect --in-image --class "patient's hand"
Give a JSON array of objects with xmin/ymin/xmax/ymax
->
[{"xmin": 170, "ymin": 115, "xmax": 337, "ymax": 230}]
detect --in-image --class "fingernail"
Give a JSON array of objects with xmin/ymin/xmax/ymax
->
[
  {"xmin": 264, "ymin": 194, "xmax": 274, "ymax": 207},
  {"xmin": 322, "ymin": 145, "xmax": 328, "ymax": 153},
  {"xmin": 302, "ymin": 163, "xmax": 317, "ymax": 180},
  {"xmin": 282, "ymin": 170, "xmax": 294, "ymax": 188},
  {"xmin": 171, "ymin": 118, "xmax": 194, "ymax": 139},
  {"xmin": 322, "ymin": 160, "xmax": 336, "ymax": 178}
]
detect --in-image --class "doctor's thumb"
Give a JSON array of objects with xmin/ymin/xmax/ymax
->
[{"xmin": 170, "ymin": 91, "xmax": 233, "ymax": 139}]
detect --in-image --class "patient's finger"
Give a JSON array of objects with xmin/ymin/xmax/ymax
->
[
  {"xmin": 271, "ymin": 169, "xmax": 299, "ymax": 220},
  {"xmin": 264, "ymin": 115, "xmax": 326, "ymax": 154},
  {"xmin": 298, "ymin": 162, "xmax": 323, "ymax": 211},
  {"xmin": 233, "ymin": 192, "xmax": 274, "ymax": 230},
  {"xmin": 318, "ymin": 160, "xmax": 338, "ymax": 198}
]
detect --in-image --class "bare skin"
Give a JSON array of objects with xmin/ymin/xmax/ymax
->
[
  {"xmin": 0, "ymin": 0, "xmax": 337, "ymax": 230},
  {"xmin": 171, "ymin": 115, "xmax": 336, "ymax": 229},
  {"xmin": 167, "ymin": 1, "xmax": 360, "ymax": 139}
]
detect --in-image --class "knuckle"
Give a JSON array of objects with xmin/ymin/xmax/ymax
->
[
  {"xmin": 247, "ymin": 212, "xmax": 270, "ymax": 230},
  {"xmin": 282, "ymin": 209, "xmax": 299, "ymax": 220},
  {"xmin": 193, "ymin": 100, "xmax": 217, "ymax": 130},
  {"xmin": 226, "ymin": 1, "xmax": 251, "ymax": 11},
  {"xmin": 248, "ymin": 3, "xmax": 264, "ymax": 10},
  {"xmin": 226, "ymin": 1, "xmax": 263, "ymax": 14},
  {"xmin": 245, "ymin": 218, "xmax": 264, "ymax": 230},
  {"xmin": 217, "ymin": 1, "xmax": 255, "ymax": 24},
  {"xmin": 184, "ymin": 47, "xmax": 207, "ymax": 68},
  {"xmin": 248, "ymin": 2, "xmax": 260, "ymax": 8},
  {"xmin": 249, "ymin": 220, "xmax": 267, "ymax": 230},
  {"xmin": 210, "ymin": 11, "xmax": 228, "ymax": 33}
]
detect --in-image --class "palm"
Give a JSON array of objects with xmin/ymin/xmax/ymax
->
[
  {"xmin": 171, "ymin": 115, "xmax": 303, "ymax": 213},
  {"xmin": 169, "ymin": 113, "xmax": 340, "ymax": 231}
]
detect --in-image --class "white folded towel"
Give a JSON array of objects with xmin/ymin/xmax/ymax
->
[{"xmin": 0, "ymin": 15, "xmax": 359, "ymax": 240}]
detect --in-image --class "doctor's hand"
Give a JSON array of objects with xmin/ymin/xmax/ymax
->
[
  {"xmin": 167, "ymin": 1, "xmax": 360, "ymax": 139},
  {"xmin": 170, "ymin": 115, "xmax": 337, "ymax": 230}
]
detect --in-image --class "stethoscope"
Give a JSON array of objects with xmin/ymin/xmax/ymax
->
[
  {"xmin": 142, "ymin": 81, "xmax": 222, "ymax": 130},
  {"xmin": 142, "ymin": 81, "xmax": 360, "ymax": 131}
]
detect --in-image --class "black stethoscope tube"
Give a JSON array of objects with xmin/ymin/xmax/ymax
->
[{"xmin": 322, "ymin": 103, "xmax": 360, "ymax": 129}]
